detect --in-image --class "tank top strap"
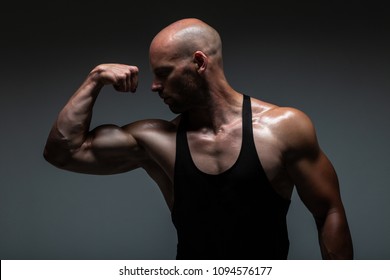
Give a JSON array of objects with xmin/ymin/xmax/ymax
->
[
  {"xmin": 242, "ymin": 94, "xmax": 254, "ymax": 148},
  {"xmin": 176, "ymin": 112, "xmax": 191, "ymax": 163}
]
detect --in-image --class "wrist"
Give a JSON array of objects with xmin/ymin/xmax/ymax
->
[{"xmin": 83, "ymin": 68, "xmax": 106, "ymax": 95}]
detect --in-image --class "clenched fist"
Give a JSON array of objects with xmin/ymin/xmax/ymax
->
[{"xmin": 90, "ymin": 63, "xmax": 139, "ymax": 93}]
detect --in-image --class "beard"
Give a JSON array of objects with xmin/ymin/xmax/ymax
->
[{"xmin": 167, "ymin": 68, "xmax": 209, "ymax": 114}]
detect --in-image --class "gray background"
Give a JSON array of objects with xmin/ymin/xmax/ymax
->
[{"xmin": 1, "ymin": 1, "xmax": 389, "ymax": 259}]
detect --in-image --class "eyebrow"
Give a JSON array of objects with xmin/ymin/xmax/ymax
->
[{"xmin": 153, "ymin": 66, "xmax": 173, "ymax": 75}]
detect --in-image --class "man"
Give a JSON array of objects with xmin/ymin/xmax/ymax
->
[{"xmin": 44, "ymin": 18, "xmax": 353, "ymax": 259}]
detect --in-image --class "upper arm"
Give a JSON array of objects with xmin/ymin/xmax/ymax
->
[
  {"xmin": 289, "ymin": 148, "xmax": 343, "ymax": 219},
  {"xmin": 56, "ymin": 123, "xmax": 148, "ymax": 175},
  {"xmin": 281, "ymin": 108, "xmax": 344, "ymax": 219}
]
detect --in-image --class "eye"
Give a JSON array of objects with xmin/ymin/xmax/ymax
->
[{"xmin": 154, "ymin": 67, "xmax": 172, "ymax": 79}]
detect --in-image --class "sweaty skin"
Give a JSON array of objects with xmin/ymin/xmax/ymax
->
[{"xmin": 44, "ymin": 18, "xmax": 353, "ymax": 259}]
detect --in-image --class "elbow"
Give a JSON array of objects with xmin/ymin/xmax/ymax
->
[
  {"xmin": 43, "ymin": 124, "xmax": 81, "ymax": 170},
  {"xmin": 43, "ymin": 144, "xmax": 71, "ymax": 169},
  {"xmin": 315, "ymin": 208, "xmax": 354, "ymax": 260}
]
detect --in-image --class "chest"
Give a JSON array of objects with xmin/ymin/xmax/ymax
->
[
  {"xmin": 183, "ymin": 123, "xmax": 292, "ymax": 200},
  {"xmin": 146, "ymin": 120, "xmax": 292, "ymax": 200},
  {"xmin": 186, "ymin": 121, "xmax": 283, "ymax": 175},
  {"xmin": 186, "ymin": 127, "xmax": 242, "ymax": 175}
]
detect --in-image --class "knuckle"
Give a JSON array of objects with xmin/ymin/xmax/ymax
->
[{"xmin": 130, "ymin": 66, "xmax": 139, "ymax": 74}]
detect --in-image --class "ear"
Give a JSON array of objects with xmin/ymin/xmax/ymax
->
[{"xmin": 193, "ymin": 51, "xmax": 207, "ymax": 74}]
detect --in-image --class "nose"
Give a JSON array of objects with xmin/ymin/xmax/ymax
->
[{"xmin": 151, "ymin": 81, "xmax": 162, "ymax": 92}]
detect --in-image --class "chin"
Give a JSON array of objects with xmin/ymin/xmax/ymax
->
[
  {"xmin": 169, "ymin": 107, "xmax": 182, "ymax": 114},
  {"xmin": 168, "ymin": 103, "xmax": 187, "ymax": 114}
]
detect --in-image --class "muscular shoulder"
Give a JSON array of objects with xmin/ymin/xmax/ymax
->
[
  {"xmin": 122, "ymin": 118, "xmax": 178, "ymax": 141},
  {"xmin": 120, "ymin": 117, "xmax": 182, "ymax": 162},
  {"xmin": 252, "ymin": 99, "xmax": 319, "ymax": 159},
  {"xmin": 123, "ymin": 118, "xmax": 177, "ymax": 131}
]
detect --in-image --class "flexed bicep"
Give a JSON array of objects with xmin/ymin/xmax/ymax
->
[
  {"xmin": 67, "ymin": 124, "xmax": 147, "ymax": 175},
  {"xmin": 44, "ymin": 63, "xmax": 144, "ymax": 174}
]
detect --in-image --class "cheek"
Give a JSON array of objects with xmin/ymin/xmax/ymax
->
[
  {"xmin": 169, "ymin": 75, "xmax": 197, "ymax": 95},
  {"xmin": 180, "ymin": 70, "xmax": 204, "ymax": 93}
]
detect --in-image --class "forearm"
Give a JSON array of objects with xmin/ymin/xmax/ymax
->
[
  {"xmin": 44, "ymin": 72, "xmax": 102, "ymax": 163},
  {"xmin": 316, "ymin": 210, "xmax": 354, "ymax": 259},
  {"xmin": 57, "ymin": 75, "xmax": 102, "ymax": 147}
]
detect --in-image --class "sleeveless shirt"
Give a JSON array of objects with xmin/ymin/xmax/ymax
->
[{"xmin": 172, "ymin": 94, "xmax": 291, "ymax": 260}]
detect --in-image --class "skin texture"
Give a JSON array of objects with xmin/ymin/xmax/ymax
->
[{"xmin": 44, "ymin": 18, "xmax": 353, "ymax": 259}]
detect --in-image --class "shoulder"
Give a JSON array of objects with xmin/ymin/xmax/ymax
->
[
  {"xmin": 251, "ymin": 98, "xmax": 319, "ymax": 158},
  {"xmin": 120, "ymin": 117, "xmax": 181, "ymax": 146},
  {"xmin": 122, "ymin": 117, "xmax": 179, "ymax": 134},
  {"xmin": 260, "ymin": 106, "xmax": 315, "ymax": 136},
  {"xmin": 251, "ymin": 97, "xmax": 314, "ymax": 130}
]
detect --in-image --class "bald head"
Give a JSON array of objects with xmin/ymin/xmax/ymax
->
[{"xmin": 150, "ymin": 18, "xmax": 223, "ymax": 64}]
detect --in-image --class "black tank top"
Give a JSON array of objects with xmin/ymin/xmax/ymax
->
[{"xmin": 172, "ymin": 94, "xmax": 290, "ymax": 260}]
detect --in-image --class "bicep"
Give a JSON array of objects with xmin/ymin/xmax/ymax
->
[
  {"xmin": 68, "ymin": 124, "xmax": 147, "ymax": 174},
  {"xmin": 288, "ymin": 149, "xmax": 343, "ymax": 219}
]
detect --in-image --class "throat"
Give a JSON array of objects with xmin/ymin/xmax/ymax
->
[{"xmin": 186, "ymin": 94, "xmax": 243, "ymax": 134}]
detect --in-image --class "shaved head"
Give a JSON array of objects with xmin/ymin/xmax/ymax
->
[{"xmin": 150, "ymin": 18, "xmax": 223, "ymax": 64}]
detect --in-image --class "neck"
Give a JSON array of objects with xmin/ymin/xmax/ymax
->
[{"xmin": 186, "ymin": 88, "xmax": 243, "ymax": 134}]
